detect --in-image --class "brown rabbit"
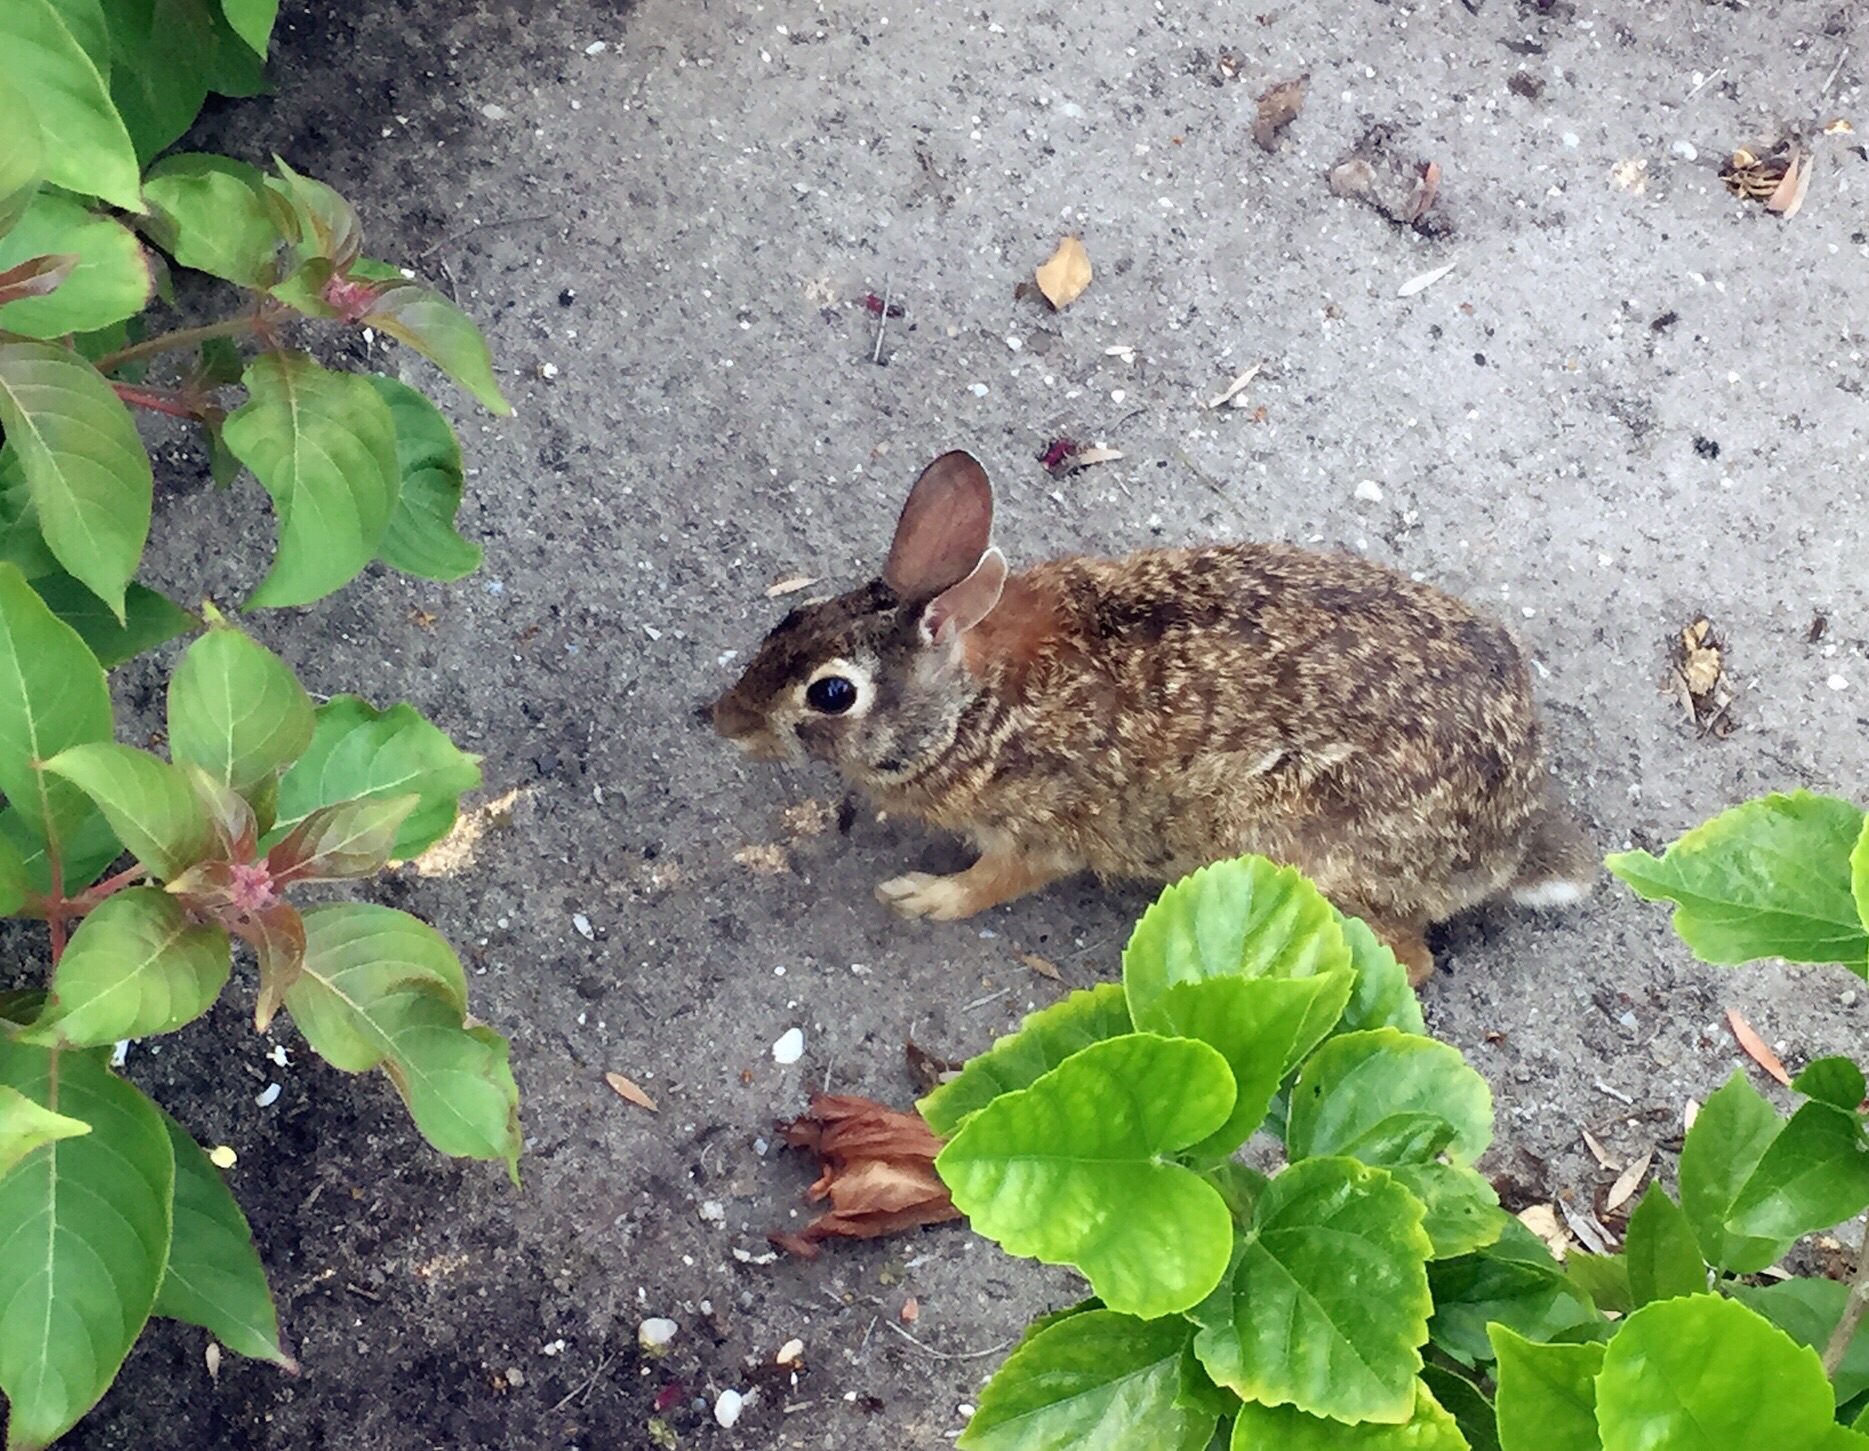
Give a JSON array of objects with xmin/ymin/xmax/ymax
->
[{"xmin": 710, "ymin": 451, "xmax": 1594, "ymax": 984}]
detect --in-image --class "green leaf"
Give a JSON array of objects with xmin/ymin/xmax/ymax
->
[
  {"xmin": 1426, "ymin": 1219, "xmax": 1601, "ymax": 1368},
  {"xmin": 0, "ymin": 446, "xmax": 61, "ymax": 580},
  {"xmin": 1607, "ymin": 792, "xmax": 1869, "ymax": 973},
  {"xmin": 153, "ymin": 1111, "xmax": 293, "ymax": 1367},
  {"xmin": 216, "ymin": 0, "xmax": 276, "ymax": 54},
  {"xmin": 1136, "ymin": 972, "xmax": 1352, "ymax": 1160},
  {"xmin": 44, "ymin": 742, "xmax": 213, "ymax": 880},
  {"xmin": 365, "ymin": 373, "xmax": 483, "ymax": 580},
  {"xmin": 264, "ymin": 158, "xmax": 361, "ymax": 267},
  {"xmin": 1563, "ymin": 1251, "xmax": 1632, "ymax": 1317},
  {"xmin": 0, "ymin": 72, "xmax": 47, "ymax": 240},
  {"xmin": 1390, "ymin": 1162, "xmax": 1508, "ymax": 1259},
  {"xmin": 166, "ymin": 620, "xmax": 315, "ymax": 795},
  {"xmin": 1678, "ymin": 1069, "xmax": 1789, "ymax": 1273},
  {"xmin": 22, "ymin": 887, "xmax": 229, "ymax": 1046},
  {"xmin": 0, "ymin": 1040, "xmax": 173, "ymax": 1451},
  {"xmin": 0, "ymin": 337, "xmax": 152, "ymax": 620},
  {"xmin": 100, "ymin": 0, "xmax": 214, "ymax": 163},
  {"xmin": 265, "ymin": 792, "xmax": 417, "ymax": 884},
  {"xmin": 222, "ymin": 350, "xmax": 401, "ymax": 608},
  {"xmin": 271, "ymin": 694, "xmax": 481, "ymax": 859},
  {"xmin": 203, "ymin": 0, "xmax": 269, "ymax": 94},
  {"xmin": 140, "ymin": 152, "xmax": 281, "ymax": 287},
  {"xmin": 26, "ymin": 571, "xmax": 195, "ymax": 668},
  {"xmin": 0, "ymin": 830, "xmax": 27, "ymax": 915},
  {"xmin": 0, "ymin": 561, "xmax": 113, "ymax": 874},
  {"xmin": 1191, "ymin": 1157, "xmax": 1433, "ymax": 1424},
  {"xmin": 958, "ymin": 1310, "xmax": 1219, "ymax": 1451},
  {"xmin": 0, "ymin": 0, "xmax": 142, "ymax": 212},
  {"xmin": 0, "ymin": 194, "xmax": 148, "ymax": 336},
  {"xmin": 1623, "ymin": 1185, "xmax": 1707, "ymax": 1307},
  {"xmin": 1230, "ymin": 1380, "xmax": 1471, "ymax": 1450},
  {"xmin": 52, "ymin": 0, "xmax": 114, "ymax": 75},
  {"xmin": 286, "ymin": 903, "xmax": 521, "ymax": 1172},
  {"xmin": 1727, "ymin": 1100, "xmax": 1869, "ymax": 1250},
  {"xmin": 917, "ymin": 982, "xmax": 1133, "ymax": 1138},
  {"xmin": 1288, "ymin": 1027, "xmax": 1493, "ymax": 1166},
  {"xmin": 1420, "ymin": 1365, "xmax": 1501, "ymax": 1451},
  {"xmin": 1729, "ymin": 1278, "xmax": 1869, "ymax": 1408},
  {"xmin": 0, "ymin": 801, "xmax": 121, "ymax": 898},
  {"xmin": 1795, "ymin": 1056, "xmax": 1867, "ymax": 1111},
  {"xmin": 1595, "ymin": 1294, "xmax": 1835, "ymax": 1451},
  {"xmin": 1335, "ymin": 911, "xmax": 1427, "ymax": 1035},
  {"xmin": 936, "ymin": 1033, "xmax": 1235, "ymax": 1318},
  {"xmin": 1123, "ymin": 856, "xmax": 1351, "ymax": 1048},
  {"xmin": 0, "ymin": 1084, "xmax": 90, "ymax": 1178},
  {"xmin": 361, "ymin": 283, "xmax": 512, "ymax": 415},
  {"xmin": 1488, "ymin": 1325, "xmax": 1603, "ymax": 1451}
]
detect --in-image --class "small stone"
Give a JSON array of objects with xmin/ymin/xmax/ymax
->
[
  {"xmin": 969, "ymin": 382, "xmax": 989, "ymax": 397},
  {"xmin": 480, "ymin": 103, "xmax": 509, "ymax": 120},
  {"xmin": 209, "ymin": 1145, "xmax": 238, "ymax": 1169},
  {"xmin": 698, "ymin": 1199, "xmax": 726, "ymax": 1224},
  {"xmin": 1005, "ymin": 336, "xmax": 1023, "ymax": 351},
  {"xmin": 573, "ymin": 913, "xmax": 594, "ymax": 939},
  {"xmin": 1672, "ymin": 140, "xmax": 1698, "ymax": 161},
  {"xmin": 584, "ymin": 40, "xmax": 608, "ymax": 54},
  {"xmin": 1110, "ymin": 388, "xmax": 1126, "ymax": 403},
  {"xmin": 773, "ymin": 1027, "xmax": 805, "ymax": 1065},
  {"xmin": 715, "ymin": 1389, "xmax": 744, "ymax": 1428},
  {"xmin": 638, "ymin": 1317, "xmax": 678, "ymax": 1354},
  {"xmin": 776, "ymin": 1337, "xmax": 805, "ymax": 1365},
  {"xmin": 1354, "ymin": 479, "xmax": 1384, "ymax": 503},
  {"xmin": 958, "ymin": 1402, "xmax": 977, "ymax": 1418},
  {"xmin": 1827, "ymin": 675, "xmax": 1849, "ymax": 691},
  {"xmin": 506, "ymin": 1367, "xmax": 525, "ymax": 1388},
  {"xmin": 256, "ymin": 1083, "xmax": 281, "ymax": 1108}
]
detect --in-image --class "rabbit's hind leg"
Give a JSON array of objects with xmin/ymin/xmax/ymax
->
[{"xmin": 875, "ymin": 850, "xmax": 1072, "ymax": 921}]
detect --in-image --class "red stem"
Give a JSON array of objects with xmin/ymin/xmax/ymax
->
[
  {"xmin": 65, "ymin": 863, "xmax": 148, "ymax": 913},
  {"xmin": 46, "ymin": 842, "xmax": 65, "ymax": 966},
  {"xmin": 113, "ymin": 383, "xmax": 209, "ymax": 420}
]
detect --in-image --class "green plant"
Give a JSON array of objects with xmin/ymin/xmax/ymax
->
[
  {"xmin": 0, "ymin": 570, "xmax": 514, "ymax": 1448},
  {"xmin": 1, "ymin": 0, "xmax": 509, "ymax": 661},
  {"xmin": 924, "ymin": 851, "xmax": 1869, "ymax": 1449}
]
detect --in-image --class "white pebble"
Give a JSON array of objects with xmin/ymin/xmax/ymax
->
[
  {"xmin": 698, "ymin": 1199, "xmax": 726, "ymax": 1224},
  {"xmin": 256, "ymin": 1083, "xmax": 281, "ymax": 1108},
  {"xmin": 573, "ymin": 913, "xmax": 594, "ymax": 939},
  {"xmin": 776, "ymin": 1337, "xmax": 804, "ymax": 1364},
  {"xmin": 1354, "ymin": 479, "xmax": 1384, "ymax": 503},
  {"xmin": 111, "ymin": 1040, "xmax": 130, "ymax": 1068},
  {"xmin": 638, "ymin": 1317, "xmax": 678, "ymax": 1352},
  {"xmin": 1672, "ymin": 140, "xmax": 1698, "ymax": 161},
  {"xmin": 715, "ymin": 1389, "xmax": 745, "ymax": 1428},
  {"xmin": 1562, "ymin": 131, "xmax": 1580, "ymax": 148},
  {"xmin": 1005, "ymin": 336, "xmax": 1023, "ymax": 351},
  {"xmin": 1828, "ymin": 675, "xmax": 1849, "ymax": 691},
  {"xmin": 584, "ymin": 40, "xmax": 608, "ymax": 54},
  {"xmin": 772, "ymin": 1027, "xmax": 805, "ymax": 1065},
  {"xmin": 969, "ymin": 382, "xmax": 989, "ymax": 397},
  {"xmin": 480, "ymin": 103, "xmax": 508, "ymax": 120},
  {"xmin": 269, "ymin": 1043, "xmax": 290, "ymax": 1067},
  {"xmin": 958, "ymin": 1402, "xmax": 977, "ymax": 1418},
  {"xmin": 1110, "ymin": 388, "xmax": 1126, "ymax": 403}
]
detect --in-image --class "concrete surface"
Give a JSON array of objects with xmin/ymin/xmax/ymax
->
[{"xmin": 61, "ymin": 0, "xmax": 1869, "ymax": 1445}]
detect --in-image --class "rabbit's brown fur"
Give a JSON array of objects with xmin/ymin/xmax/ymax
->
[{"xmin": 712, "ymin": 452, "xmax": 1593, "ymax": 982}]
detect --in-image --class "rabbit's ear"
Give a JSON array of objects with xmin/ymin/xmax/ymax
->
[
  {"xmin": 922, "ymin": 547, "xmax": 1008, "ymax": 645},
  {"xmin": 884, "ymin": 452, "xmax": 995, "ymax": 600}
]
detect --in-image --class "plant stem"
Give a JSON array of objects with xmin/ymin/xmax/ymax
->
[
  {"xmin": 66, "ymin": 863, "xmax": 148, "ymax": 913},
  {"xmin": 1825, "ymin": 1215, "xmax": 1869, "ymax": 1378},
  {"xmin": 46, "ymin": 845, "xmax": 65, "ymax": 966},
  {"xmin": 113, "ymin": 383, "xmax": 208, "ymax": 420},
  {"xmin": 92, "ymin": 315, "xmax": 257, "ymax": 373}
]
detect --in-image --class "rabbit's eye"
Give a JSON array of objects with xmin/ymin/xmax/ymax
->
[{"xmin": 805, "ymin": 676, "xmax": 858, "ymax": 715}]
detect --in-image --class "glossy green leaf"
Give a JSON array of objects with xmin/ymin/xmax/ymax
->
[
  {"xmin": 1288, "ymin": 1027, "xmax": 1493, "ymax": 1166},
  {"xmin": 0, "ymin": 0, "xmax": 142, "ymax": 212},
  {"xmin": 22, "ymin": 887, "xmax": 229, "ymax": 1046},
  {"xmin": 0, "ymin": 830, "xmax": 27, "ymax": 915},
  {"xmin": 222, "ymin": 350, "xmax": 401, "ymax": 608},
  {"xmin": 1231, "ymin": 1380, "xmax": 1470, "ymax": 1450},
  {"xmin": 100, "ymin": 0, "xmax": 214, "ymax": 163},
  {"xmin": 959, "ymin": 1310, "xmax": 1218, "ymax": 1451},
  {"xmin": 265, "ymin": 158, "xmax": 361, "ymax": 267},
  {"xmin": 26, "ymin": 571, "xmax": 195, "ymax": 668},
  {"xmin": 286, "ymin": 903, "xmax": 520, "ymax": 1172},
  {"xmin": 1729, "ymin": 1278, "xmax": 1869, "ymax": 1408},
  {"xmin": 0, "ymin": 194, "xmax": 148, "ymax": 336},
  {"xmin": 0, "ymin": 802, "xmax": 121, "ymax": 898},
  {"xmin": 271, "ymin": 694, "xmax": 481, "ymax": 859},
  {"xmin": 204, "ymin": 0, "xmax": 269, "ymax": 93},
  {"xmin": 1678, "ymin": 1070, "xmax": 1788, "ymax": 1272},
  {"xmin": 218, "ymin": 0, "xmax": 277, "ymax": 53},
  {"xmin": 153, "ymin": 1112, "xmax": 292, "ymax": 1367},
  {"xmin": 1596, "ymin": 1294, "xmax": 1835, "ymax": 1451},
  {"xmin": 1727, "ymin": 1100, "xmax": 1869, "ymax": 1248},
  {"xmin": 1563, "ymin": 1251, "xmax": 1632, "ymax": 1317},
  {"xmin": 1488, "ymin": 1325, "xmax": 1602, "ymax": 1451},
  {"xmin": 365, "ymin": 373, "xmax": 482, "ymax": 580},
  {"xmin": 0, "ymin": 448, "xmax": 60, "ymax": 580},
  {"xmin": 0, "ymin": 1040, "xmax": 172, "ymax": 1451},
  {"xmin": 266, "ymin": 792, "xmax": 417, "ymax": 884},
  {"xmin": 936, "ymin": 1033, "xmax": 1235, "ymax": 1318},
  {"xmin": 140, "ymin": 152, "xmax": 281, "ymax": 287},
  {"xmin": 0, "ymin": 561, "xmax": 113, "ymax": 875},
  {"xmin": 918, "ymin": 983, "xmax": 1133, "ymax": 1138},
  {"xmin": 1419, "ymin": 1366, "xmax": 1501, "ymax": 1451},
  {"xmin": 44, "ymin": 743, "xmax": 213, "ymax": 880},
  {"xmin": 1156, "ymin": 972, "xmax": 1353, "ymax": 1160},
  {"xmin": 1623, "ymin": 1185, "xmax": 1707, "ymax": 1306},
  {"xmin": 1335, "ymin": 911, "xmax": 1427, "ymax": 1035},
  {"xmin": 166, "ymin": 620, "xmax": 314, "ymax": 795},
  {"xmin": 1191, "ymin": 1157, "xmax": 1433, "ymax": 1424},
  {"xmin": 1607, "ymin": 792, "xmax": 1868, "ymax": 973},
  {"xmin": 1795, "ymin": 1056, "xmax": 1867, "ymax": 1111},
  {"xmin": 1390, "ymin": 1162, "xmax": 1507, "ymax": 1259},
  {"xmin": 1426, "ymin": 1219, "xmax": 1602, "ymax": 1368},
  {"xmin": 0, "ymin": 1085, "xmax": 90, "ymax": 1179},
  {"xmin": 0, "ymin": 337, "xmax": 152, "ymax": 620},
  {"xmin": 0, "ymin": 72, "xmax": 46, "ymax": 240},
  {"xmin": 361, "ymin": 283, "xmax": 511, "ymax": 415}
]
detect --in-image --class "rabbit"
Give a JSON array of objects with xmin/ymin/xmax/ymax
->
[{"xmin": 710, "ymin": 450, "xmax": 1595, "ymax": 984}]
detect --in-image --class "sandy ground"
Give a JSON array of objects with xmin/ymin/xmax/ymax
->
[{"xmin": 53, "ymin": 0, "xmax": 1869, "ymax": 1445}]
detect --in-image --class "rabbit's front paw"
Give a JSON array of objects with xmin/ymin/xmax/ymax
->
[{"xmin": 875, "ymin": 872, "xmax": 974, "ymax": 921}]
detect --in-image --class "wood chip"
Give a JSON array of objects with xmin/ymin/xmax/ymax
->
[
  {"xmin": 766, "ymin": 576, "xmax": 820, "ymax": 598},
  {"xmin": 1581, "ymin": 1128, "xmax": 1619, "ymax": 1171},
  {"xmin": 1765, "ymin": 148, "xmax": 1812, "ymax": 217},
  {"xmin": 1017, "ymin": 952, "xmax": 1062, "ymax": 981},
  {"xmin": 1034, "ymin": 236, "xmax": 1092, "ymax": 309},
  {"xmin": 1727, "ymin": 1009, "xmax": 1791, "ymax": 1085},
  {"xmin": 1604, "ymin": 1147, "xmax": 1654, "ymax": 1213},
  {"xmin": 1204, "ymin": 361, "xmax": 1263, "ymax": 410},
  {"xmin": 1062, "ymin": 447, "xmax": 1123, "ymax": 472},
  {"xmin": 734, "ymin": 843, "xmax": 792, "ymax": 876},
  {"xmin": 205, "ymin": 1341, "xmax": 222, "ymax": 1382},
  {"xmin": 1252, "ymin": 75, "xmax": 1308, "ymax": 150},
  {"xmin": 605, "ymin": 1071, "xmax": 659, "ymax": 1112},
  {"xmin": 1397, "ymin": 260, "xmax": 1459, "ymax": 298}
]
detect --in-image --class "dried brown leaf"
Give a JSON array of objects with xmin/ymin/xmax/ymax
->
[
  {"xmin": 1205, "ymin": 361, "xmax": 1264, "ymax": 410},
  {"xmin": 1765, "ymin": 150, "xmax": 1812, "ymax": 217},
  {"xmin": 1018, "ymin": 952, "xmax": 1063, "ymax": 981},
  {"xmin": 1518, "ymin": 1203, "xmax": 1570, "ymax": 1261},
  {"xmin": 1727, "ymin": 1008, "xmax": 1791, "ymax": 1085},
  {"xmin": 1403, "ymin": 161, "xmax": 1442, "ymax": 222},
  {"xmin": 1605, "ymin": 1147, "xmax": 1653, "ymax": 1213},
  {"xmin": 605, "ymin": 1071, "xmax": 659, "ymax": 1112},
  {"xmin": 770, "ymin": 1094, "xmax": 961, "ymax": 1255},
  {"xmin": 1581, "ymin": 1128, "xmax": 1619, "ymax": 1171},
  {"xmin": 1034, "ymin": 236, "xmax": 1092, "ymax": 309},
  {"xmin": 765, "ymin": 575, "xmax": 819, "ymax": 598},
  {"xmin": 1253, "ymin": 75, "xmax": 1308, "ymax": 150}
]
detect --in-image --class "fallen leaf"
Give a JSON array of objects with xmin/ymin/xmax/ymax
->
[
  {"xmin": 904, "ymin": 1040, "xmax": 964, "ymax": 1094},
  {"xmin": 1329, "ymin": 124, "xmax": 1456, "ymax": 236},
  {"xmin": 1558, "ymin": 1198, "xmax": 1614, "ymax": 1255},
  {"xmin": 1034, "ymin": 236, "xmax": 1092, "ymax": 309},
  {"xmin": 605, "ymin": 1071, "xmax": 659, "ymax": 1112},
  {"xmin": 766, "ymin": 575, "xmax": 820, "ymax": 598},
  {"xmin": 1823, "ymin": 119, "xmax": 1854, "ymax": 136},
  {"xmin": 1517, "ymin": 1203, "xmax": 1570, "ymax": 1261},
  {"xmin": 1402, "ymin": 160, "xmax": 1442, "ymax": 222},
  {"xmin": 1253, "ymin": 75, "xmax": 1308, "ymax": 150},
  {"xmin": 1061, "ymin": 447, "xmax": 1123, "ymax": 474},
  {"xmin": 769, "ymin": 1094, "xmax": 962, "ymax": 1256},
  {"xmin": 1581, "ymin": 1128, "xmax": 1618, "ymax": 1171},
  {"xmin": 734, "ymin": 843, "xmax": 791, "ymax": 876},
  {"xmin": 1104, "ymin": 344, "xmax": 1137, "ymax": 363},
  {"xmin": 1683, "ymin": 1097, "xmax": 1700, "ymax": 1132},
  {"xmin": 1397, "ymin": 260, "xmax": 1459, "ymax": 298},
  {"xmin": 1665, "ymin": 616, "xmax": 1735, "ymax": 737},
  {"xmin": 1017, "ymin": 952, "xmax": 1063, "ymax": 981},
  {"xmin": 1205, "ymin": 361, "xmax": 1264, "ymax": 410},
  {"xmin": 1765, "ymin": 149, "xmax": 1812, "ymax": 217},
  {"xmin": 1726, "ymin": 1008, "xmax": 1791, "ymax": 1086},
  {"xmin": 1604, "ymin": 1147, "xmax": 1653, "ymax": 1213}
]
